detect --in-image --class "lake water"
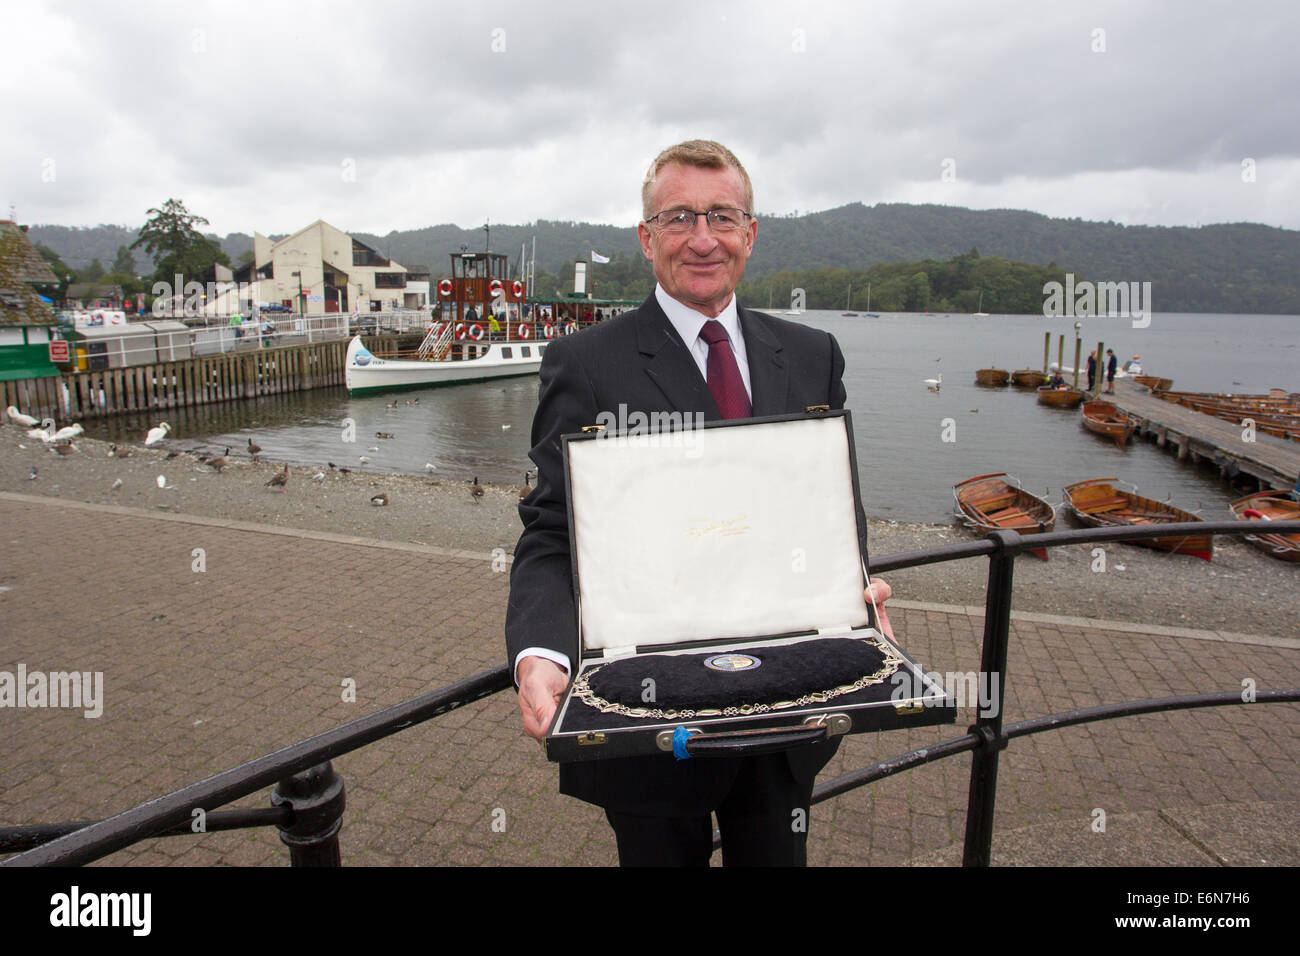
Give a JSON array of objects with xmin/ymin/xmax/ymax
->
[{"xmin": 85, "ymin": 310, "xmax": 1298, "ymax": 524}]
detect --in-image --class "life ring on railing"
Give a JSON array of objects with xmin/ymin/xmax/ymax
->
[
  {"xmin": 438, "ymin": 279, "xmax": 453, "ymax": 297},
  {"xmin": 518, "ymin": 323, "xmax": 531, "ymax": 339},
  {"xmin": 563, "ymin": 322, "xmax": 578, "ymax": 336},
  {"xmin": 467, "ymin": 323, "xmax": 485, "ymax": 341},
  {"xmin": 488, "ymin": 279, "xmax": 504, "ymax": 298},
  {"xmin": 454, "ymin": 323, "xmax": 467, "ymax": 340},
  {"xmin": 543, "ymin": 323, "xmax": 554, "ymax": 339},
  {"xmin": 511, "ymin": 280, "xmax": 525, "ymax": 297}
]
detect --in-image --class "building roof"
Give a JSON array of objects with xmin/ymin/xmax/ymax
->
[
  {"xmin": 0, "ymin": 222, "xmax": 60, "ymax": 285},
  {"xmin": 0, "ymin": 222, "xmax": 57, "ymax": 327}
]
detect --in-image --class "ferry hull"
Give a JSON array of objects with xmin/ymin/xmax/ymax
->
[{"xmin": 344, "ymin": 336, "xmax": 543, "ymax": 395}]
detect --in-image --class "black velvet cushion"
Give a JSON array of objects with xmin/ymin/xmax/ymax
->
[{"xmin": 584, "ymin": 638, "xmax": 892, "ymax": 711}]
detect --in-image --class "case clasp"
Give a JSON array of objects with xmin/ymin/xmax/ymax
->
[
  {"xmin": 804, "ymin": 404, "xmax": 830, "ymax": 414},
  {"xmin": 804, "ymin": 713, "xmax": 852, "ymax": 737},
  {"xmin": 577, "ymin": 731, "xmax": 607, "ymax": 746},
  {"xmin": 581, "ymin": 424, "xmax": 606, "ymax": 433}
]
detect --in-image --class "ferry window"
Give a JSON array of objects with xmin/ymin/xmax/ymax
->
[
  {"xmin": 538, "ymin": 344, "xmax": 546, "ymax": 353},
  {"xmin": 521, "ymin": 346, "xmax": 531, "ymax": 358},
  {"xmin": 501, "ymin": 347, "xmax": 513, "ymax": 359}
]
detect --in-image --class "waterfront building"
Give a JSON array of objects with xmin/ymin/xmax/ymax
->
[{"xmin": 0, "ymin": 221, "xmax": 63, "ymax": 383}]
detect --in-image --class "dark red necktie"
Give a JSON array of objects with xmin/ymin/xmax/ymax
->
[{"xmin": 699, "ymin": 320, "xmax": 751, "ymax": 419}]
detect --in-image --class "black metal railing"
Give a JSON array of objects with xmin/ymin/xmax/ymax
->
[{"xmin": 2, "ymin": 520, "xmax": 1297, "ymax": 867}]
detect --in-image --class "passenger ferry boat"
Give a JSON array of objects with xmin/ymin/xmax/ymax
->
[{"xmin": 345, "ymin": 250, "xmax": 636, "ymax": 395}]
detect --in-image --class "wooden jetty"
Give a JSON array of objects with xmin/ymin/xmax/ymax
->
[
  {"xmin": 1, "ymin": 336, "xmax": 403, "ymax": 420},
  {"xmin": 1106, "ymin": 380, "xmax": 1300, "ymax": 493}
]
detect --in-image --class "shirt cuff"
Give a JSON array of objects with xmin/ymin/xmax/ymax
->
[{"xmin": 513, "ymin": 647, "xmax": 572, "ymax": 686}]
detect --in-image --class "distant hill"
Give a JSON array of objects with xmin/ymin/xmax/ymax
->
[{"xmin": 28, "ymin": 204, "xmax": 1300, "ymax": 313}]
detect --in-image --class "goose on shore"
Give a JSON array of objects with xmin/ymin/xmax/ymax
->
[
  {"xmin": 266, "ymin": 463, "xmax": 290, "ymax": 491},
  {"xmin": 371, "ymin": 493, "xmax": 389, "ymax": 506},
  {"xmin": 470, "ymin": 476, "xmax": 484, "ymax": 503},
  {"xmin": 207, "ymin": 447, "xmax": 232, "ymax": 472},
  {"xmin": 247, "ymin": 438, "xmax": 262, "ymax": 461},
  {"xmin": 519, "ymin": 473, "xmax": 534, "ymax": 499}
]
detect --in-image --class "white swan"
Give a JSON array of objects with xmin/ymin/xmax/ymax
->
[
  {"xmin": 145, "ymin": 422, "xmax": 171, "ymax": 446},
  {"xmin": 27, "ymin": 418, "xmax": 56, "ymax": 441},
  {"xmin": 6, "ymin": 406, "xmax": 38, "ymax": 427}
]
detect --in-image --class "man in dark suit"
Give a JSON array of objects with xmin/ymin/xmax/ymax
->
[{"xmin": 505, "ymin": 140, "xmax": 892, "ymax": 866}]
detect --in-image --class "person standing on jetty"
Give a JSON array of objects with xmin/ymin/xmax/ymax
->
[
  {"xmin": 1087, "ymin": 349, "xmax": 1097, "ymax": 390},
  {"xmin": 1105, "ymin": 348, "xmax": 1118, "ymax": 394},
  {"xmin": 505, "ymin": 139, "xmax": 893, "ymax": 866}
]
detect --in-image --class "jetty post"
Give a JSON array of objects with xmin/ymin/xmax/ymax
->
[
  {"xmin": 1095, "ymin": 340, "xmax": 1105, "ymax": 396},
  {"xmin": 1042, "ymin": 332, "xmax": 1050, "ymax": 374},
  {"xmin": 1072, "ymin": 334, "xmax": 1082, "ymax": 389}
]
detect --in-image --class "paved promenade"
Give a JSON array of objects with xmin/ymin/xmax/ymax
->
[{"xmin": 1, "ymin": 492, "xmax": 1297, "ymax": 866}]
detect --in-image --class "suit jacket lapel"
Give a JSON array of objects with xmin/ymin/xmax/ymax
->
[
  {"xmin": 634, "ymin": 294, "xmax": 720, "ymax": 417},
  {"xmin": 739, "ymin": 306, "xmax": 789, "ymax": 416}
]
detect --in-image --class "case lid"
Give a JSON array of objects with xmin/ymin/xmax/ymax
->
[{"xmin": 566, "ymin": 414, "xmax": 870, "ymax": 654}]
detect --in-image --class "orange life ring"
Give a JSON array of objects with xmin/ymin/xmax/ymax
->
[
  {"xmin": 438, "ymin": 279, "xmax": 453, "ymax": 297},
  {"xmin": 518, "ymin": 323, "xmax": 531, "ymax": 339},
  {"xmin": 511, "ymin": 280, "xmax": 525, "ymax": 297},
  {"xmin": 1242, "ymin": 509, "xmax": 1268, "ymax": 520},
  {"xmin": 543, "ymin": 323, "xmax": 554, "ymax": 339},
  {"xmin": 468, "ymin": 323, "xmax": 485, "ymax": 341},
  {"xmin": 488, "ymin": 279, "xmax": 504, "ymax": 298},
  {"xmin": 454, "ymin": 323, "xmax": 466, "ymax": 340}
]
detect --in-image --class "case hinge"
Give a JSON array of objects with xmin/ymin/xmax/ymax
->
[{"xmin": 804, "ymin": 404, "xmax": 830, "ymax": 413}]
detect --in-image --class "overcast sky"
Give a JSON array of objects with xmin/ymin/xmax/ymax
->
[{"xmin": 5, "ymin": 0, "xmax": 1298, "ymax": 237}]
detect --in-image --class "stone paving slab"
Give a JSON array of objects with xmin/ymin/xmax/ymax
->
[{"xmin": 0, "ymin": 496, "xmax": 1296, "ymax": 866}]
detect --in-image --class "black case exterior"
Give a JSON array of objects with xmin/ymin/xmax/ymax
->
[{"xmin": 545, "ymin": 410, "xmax": 956, "ymax": 763}]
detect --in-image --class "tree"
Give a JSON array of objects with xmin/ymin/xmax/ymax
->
[
  {"xmin": 36, "ymin": 244, "xmax": 73, "ymax": 282},
  {"xmin": 81, "ymin": 259, "xmax": 105, "ymax": 283},
  {"xmin": 132, "ymin": 198, "xmax": 230, "ymax": 285},
  {"xmin": 112, "ymin": 244, "xmax": 135, "ymax": 275}
]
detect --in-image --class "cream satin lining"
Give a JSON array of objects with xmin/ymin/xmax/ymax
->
[{"xmin": 569, "ymin": 417, "xmax": 870, "ymax": 652}]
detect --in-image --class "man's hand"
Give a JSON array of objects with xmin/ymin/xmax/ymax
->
[
  {"xmin": 517, "ymin": 656, "xmax": 568, "ymax": 742},
  {"xmin": 865, "ymin": 578, "xmax": 895, "ymax": 640}
]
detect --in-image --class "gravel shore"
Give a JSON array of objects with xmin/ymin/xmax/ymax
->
[{"xmin": 2, "ymin": 424, "xmax": 1295, "ymax": 637}]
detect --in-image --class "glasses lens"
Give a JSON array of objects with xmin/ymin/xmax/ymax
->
[
  {"xmin": 707, "ymin": 209, "xmax": 747, "ymax": 230},
  {"xmin": 656, "ymin": 209, "xmax": 694, "ymax": 231}
]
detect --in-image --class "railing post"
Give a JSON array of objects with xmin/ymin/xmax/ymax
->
[
  {"xmin": 962, "ymin": 529, "xmax": 1018, "ymax": 866},
  {"xmin": 271, "ymin": 761, "xmax": 345, "ymax": 867}
]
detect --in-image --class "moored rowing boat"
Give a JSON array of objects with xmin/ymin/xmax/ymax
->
[
  {"xmin": 1011, "ymin": 369, "xmax": 1047, "ymax": 388},
  {"xmin": 975, "ymin": 367, "xmax": 1010, "ymax": 387},
  {"xmin": 1037, "ymin": 385, "xmax": 1086, "ymax": 408},
  {"xmin": 953, "ymin": 472, "xmax": 1055, "ymax": 559},
  {"xmin": 1229, "ymin": 491, "xmax": 1300, "ymax": 563},
  {"xmin": 1063, "ymin": 477, "xmax": 1213, "ymax": 561},
  {"xmin": 1081, "ymin": 400, "xmax": 1138, "ymax": 447}
]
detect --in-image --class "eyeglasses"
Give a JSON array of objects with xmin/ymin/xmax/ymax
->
[{"xmin": 644, "ymin": 208, "xmax": 753, "ymax": 233}]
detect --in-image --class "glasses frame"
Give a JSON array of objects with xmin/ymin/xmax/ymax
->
[{"xmin": 644, "ymin": 207, "xmax": 755, "ymax": 232}]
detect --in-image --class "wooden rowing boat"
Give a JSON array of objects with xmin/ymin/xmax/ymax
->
[
  {"xmin": 1011, "ymin": 369, "xmax": 1047, "ymax": 388},
  {"xmin": 1037, "ymin": 385, "xmax": 1086, "ymax": 408},
  {"xmin": 1062, "ymin": 477, "xmax": 1213, "ymax": 561},
  {"xmin": 1229, "ymin": 491, "xmax": 1300, "ymax": 563},
  {"xmin": 975, "ymin": 368, "xmax": 1010, "ymax": 386},
  {"xmin": 1133, "ymin": 375, "xmax": 1173, "ymax": 392},
  {"xmin": 953, "ymin": 472, "xmax": 1055, "ymax": 559},
  {"xmin": 1081, "ymin": 400, "xmax": 1138, "ymax": 447}
]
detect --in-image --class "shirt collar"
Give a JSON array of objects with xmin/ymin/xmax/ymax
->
[{"xmin": 655, "ymin": 284, "xmax": 742, "ymax": 348}]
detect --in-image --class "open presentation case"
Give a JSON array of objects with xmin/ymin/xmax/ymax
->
[{"xmin": 545, "ymin": 409, "xmax": 955, "ymax": 763}]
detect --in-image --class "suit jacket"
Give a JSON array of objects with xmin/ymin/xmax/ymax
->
[{"xmin": 505, "ymin": 293, "xmax": 852, "ymax": 816}]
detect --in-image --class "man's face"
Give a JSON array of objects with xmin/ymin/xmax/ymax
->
[{"xmin": 637, "ymin": 162, "xmax": 756, "ymax": 317}]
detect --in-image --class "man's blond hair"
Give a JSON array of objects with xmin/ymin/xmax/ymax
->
[{"xmin": 641, "ymin": 140, "xmax": 755, "ymax": 219}]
